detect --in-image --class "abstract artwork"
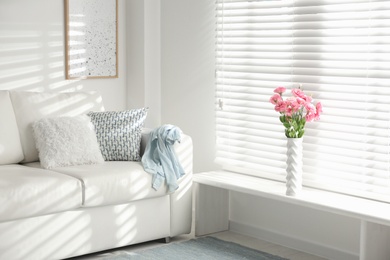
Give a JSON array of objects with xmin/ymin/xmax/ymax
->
[{"xmin": 65, "ymin": 0, "xmax": 118, "ymax": 79}]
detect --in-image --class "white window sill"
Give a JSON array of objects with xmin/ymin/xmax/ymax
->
[
  {"xmin": 194, "ymin": 171, "xmax": 390, "ymax": 259},
  {"xmin": 193, "ymin": 170, "xmax": 390, "ymax": 226}
]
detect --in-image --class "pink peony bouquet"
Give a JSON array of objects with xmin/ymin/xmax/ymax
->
[{"xmin": 270, "ymin": 86, "xmax": 322, "ymax": 138}]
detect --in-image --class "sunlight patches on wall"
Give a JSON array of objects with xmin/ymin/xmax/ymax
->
[
  {"xmin": 47, "ymin": 41, "xmax": 62, "ymax": 48},
  {"xmin": 0, "ymin": 65, "xmax": 43, "ymax": 79},
  {"xmin": 0, "ymin": 30, "xmax": 42, "ymax": 39},
  {"xmin": 0, "ymin": 42, "xmax": 42, "ymax": 52},
  {"xmin": 0, "ymin": 0, "xmax": 126, "ymax": 109},
  {"xmin": 0, "ymin": 28, "xmax": 52, "ymax": 91},
  {"xmin": 0, "ymin": 77, "xmax": 44, "ymax": 90},
  {"xmin": 48, "ymin": 52, "xmax": 64, "ymax": 59},
  {"xmin": 48, "ymin": 71, "xmax": 64, "ymax": 80},
  {"xmin": 0, "ymin": 54, "xmax": 42, "ymax": 66},
  {"xmin": 48, "ymin": 61, "xmax": 63, "ymax": 69}
]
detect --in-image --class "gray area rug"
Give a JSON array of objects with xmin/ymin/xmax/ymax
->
[{"xmin": 103, "ymin": 236, "xmax": 288, "ymax": 260}]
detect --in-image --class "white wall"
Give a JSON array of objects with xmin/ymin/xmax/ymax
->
[
  {"xmin": 127, "ymin": 0, "xmax": 219, "ymax": 172},
  {"xmin": 0, "ymin": 0, "xmax": 127, "ymax": 111},
  {"xmin": 161, "ymin": 0, "xmax": 219, "ymax": 173},
  {"xmin": 230, "ymin": 192, "xmax": 361, "ymax": 259},
  {"xmin": 126, "ymin": 0, "xmax": 161, "ymax": 128},
  {"xmin": 125, "ymin": 0, "xmax": 145, "ymax": 112}
]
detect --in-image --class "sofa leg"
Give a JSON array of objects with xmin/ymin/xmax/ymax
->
[{"xmin": 164, "ymin": 237, "xmax": 171, "ymax": 243}]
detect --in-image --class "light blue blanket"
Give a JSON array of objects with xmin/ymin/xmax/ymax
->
[{"xmin": 141, "ymin": 125, "xmax": 185, "ymax": 192}]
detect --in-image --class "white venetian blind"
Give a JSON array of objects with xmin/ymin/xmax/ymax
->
[{"xmin": 215, "ymin": 0, "xmax": 390, "ymax": 202}]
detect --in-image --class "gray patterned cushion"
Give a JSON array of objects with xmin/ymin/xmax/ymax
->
[{"xmin": 87, "ymin": 108, "xmax": 148, "ymax": 161}]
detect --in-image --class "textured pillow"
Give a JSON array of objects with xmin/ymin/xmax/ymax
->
[
  {"xmin": 32, "ymin": 115, "xmax": 104, "ymax": 169},
  {"xmin": 87, "ymin": 108, "xmax": 148, "ymax": 161}
]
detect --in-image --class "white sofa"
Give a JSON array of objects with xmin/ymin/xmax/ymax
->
[{"xmin": 0, "ymin": 90, "xmax": 193, "ymax": 260}]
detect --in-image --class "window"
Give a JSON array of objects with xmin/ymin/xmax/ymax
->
[{"xmin": 215, "ymin": 0, "xmax": 390, "ymax": 202}]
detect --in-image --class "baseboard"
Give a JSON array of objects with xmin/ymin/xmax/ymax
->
[{"xmin": 229, "ymin": 220, "xmax": 359, "ymax": 260}]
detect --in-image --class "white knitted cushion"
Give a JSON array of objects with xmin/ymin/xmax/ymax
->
[
  {"xmin": 88, "ymin": 108, "xmax": 148, "ymax": 161},
  {"xmin": 32, "ymin": 115, "xmax": 104, "ymax": 169}
]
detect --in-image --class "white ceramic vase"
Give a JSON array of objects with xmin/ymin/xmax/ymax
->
[{"xmin": 286, "ymin": 138, "xmax": 303, "ymax": 196}]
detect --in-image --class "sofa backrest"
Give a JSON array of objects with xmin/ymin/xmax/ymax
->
[
  {"xmin": 0, "ymin": 91, "xmax": 24, "ymax": 164},
  {"xmin": 10, "ymin": 91, "xmax": 105, "ymax": 163}
]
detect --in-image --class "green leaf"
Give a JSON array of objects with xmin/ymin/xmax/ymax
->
[
  {"xmin": 292, "ymin": 121, "xmax": 298, "ymax": 129},
  {"xmin": 298, "ymin": 129, "xmax": 305, "ymax": 138}
]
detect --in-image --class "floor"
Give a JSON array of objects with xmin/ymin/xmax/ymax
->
[{"xmin": 71, "ymin": 229, "xmax": 327, "ymax": 260}]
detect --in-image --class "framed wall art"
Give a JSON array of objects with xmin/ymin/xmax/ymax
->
[{"xmin": 65, "ymin": 0, "xmax": 118, "ymax": 79}]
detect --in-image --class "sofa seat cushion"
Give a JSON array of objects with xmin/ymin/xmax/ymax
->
[
  {"xmin": 0, "ymin": 165, "xmax": 82, "ymax": 222},
  {"xmin": 25, "ymin": 161, "xmax": 168, "ymax": 207}
]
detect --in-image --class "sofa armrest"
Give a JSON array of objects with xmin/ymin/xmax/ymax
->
[
  {"xmin": 170, "ymin": 133, "xmax": 193, "ymax": 236},
  {"xmin": 140, "ymin": 127, "xmax": 194, "ymax": 236}
]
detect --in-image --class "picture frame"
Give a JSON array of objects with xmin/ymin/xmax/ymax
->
[{"xmin": 64, "ymin": 0, "xmax": 118, "ymax": 79}]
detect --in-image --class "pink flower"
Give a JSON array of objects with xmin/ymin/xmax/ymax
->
[
  {"xmin": 305, "ymin": 103, "xmax": 316, "ymax": 122},
  {"xmin": 292, "ymin": 98, "xmax": 305, "ymax": 112},
  {"xmin": 306, "ymin": 113, "xmax": 315, "ymax": 122},
  {"xmin": 284, "ymin": 98, "xmax": 301, "ymax": 116},
  {"xmin": 285, "ymin": 107, "xmax": 293, "ymax": 117},
  {"xmin": 314, "ymin": 102, "xmax": 323, "ymax": 120},
  {"xmin": 275, "ymin": 101, "xmax": 286, "ymax": 113},
  {"xmin": 270, "ymin": 94, "xmax": 282, "ymax": 105},
  {"xmin": 274, "ymin": 87, "xmax": 286, "ymax": 95},
  {"xmin": 295, "ymin": 96, "xmax": 306, "ymax": 105},
  {"xmin": 292, "ymin": 88, "xmax": 312, "ymax": 103},
  {"xmin": 292, "ymin": 88, "xmax": 305, "ymax": 99},
  {"xmin": 290, "ymin": 98, "xmax": 302, "ymax": 112}
]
